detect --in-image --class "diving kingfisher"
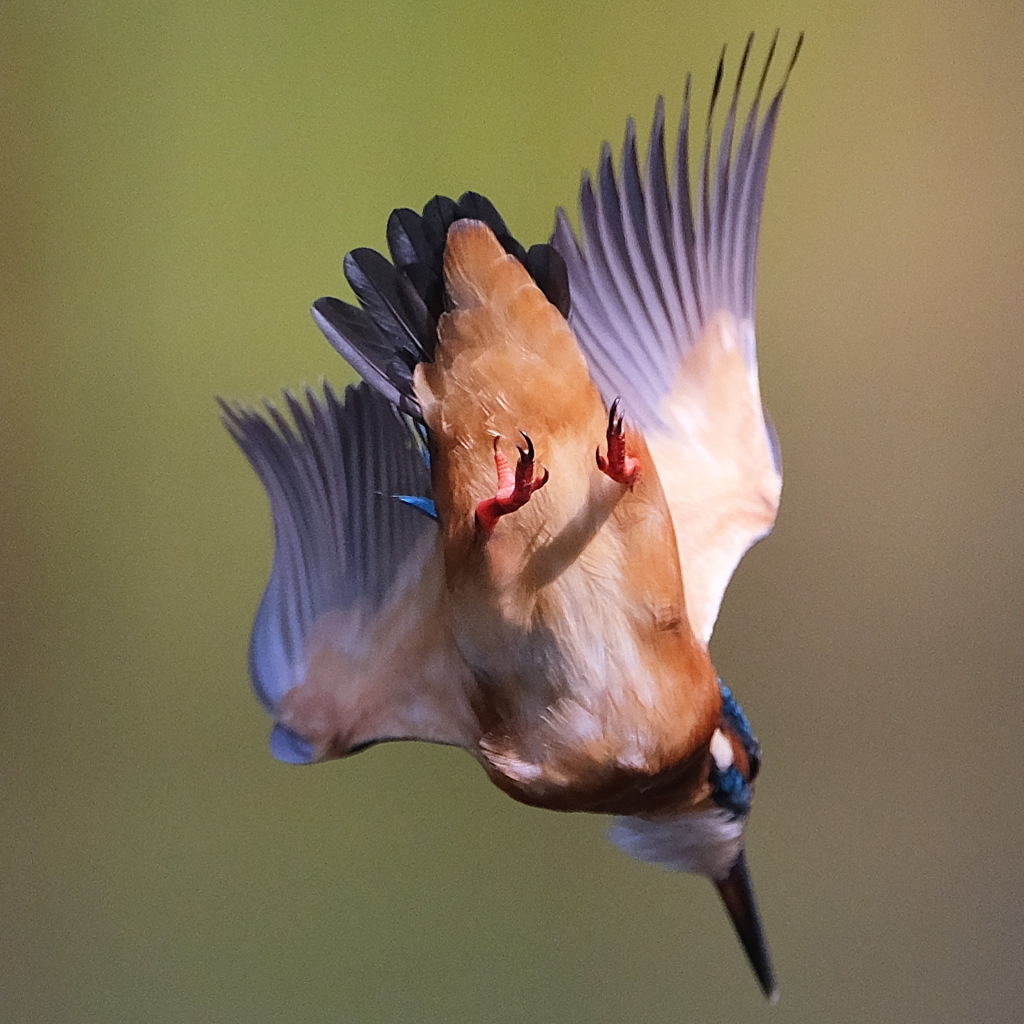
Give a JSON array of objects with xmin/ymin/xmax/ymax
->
[{"xmin": 222, "ymin": 32, "xmax": 800, "ymax": 1001}]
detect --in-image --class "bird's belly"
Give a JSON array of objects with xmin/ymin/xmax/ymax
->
[
  {"xmin": 448, "ymin": 550, "xmax": 708, "ymax": 808},
  {"xmin": 451, "ymin": 536, "xmax": 641, "ymax": 701}
]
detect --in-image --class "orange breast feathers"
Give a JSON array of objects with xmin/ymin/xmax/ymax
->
[{"xmin": 413, "ymin": 220, "xmax": 719, "ymax": 806}]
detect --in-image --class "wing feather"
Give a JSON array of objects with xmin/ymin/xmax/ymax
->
[
  {"xmin": 552, "ymin": 34, "xmax": 801, "ymax": 643},
  {"xmin": 221, "ymin": 382, "xmax": 478, "ymax": 762}
]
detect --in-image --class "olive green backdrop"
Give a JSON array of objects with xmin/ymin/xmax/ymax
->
[{"xmin": 3, "ymin": 1, "xmax": 1022, "ymax": 1021}]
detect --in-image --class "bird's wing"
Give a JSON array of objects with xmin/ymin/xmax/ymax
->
[
  {"xmin": 221, "ymin": 382, "xmax": 479, "ymax": 763},
  {"xmin": 551, "ymin": 34, "xmax": 799, "ymax": 644}
]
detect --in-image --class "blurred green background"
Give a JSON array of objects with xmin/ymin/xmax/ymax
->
[{"xmin": 3, "ymin": 1, "xmax": 1022, "ymax": 1021}]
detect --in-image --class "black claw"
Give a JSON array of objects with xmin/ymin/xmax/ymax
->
[
  {"xmin": 607, "ymin": 397, "xmax": 624, "ymax": 437},
  {"xmin": 517, "ymin": 430, "xmax": 535, "ymax": 462}
]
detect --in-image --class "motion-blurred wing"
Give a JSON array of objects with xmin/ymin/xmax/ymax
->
[
  {"xmin": 221, "ymin": 382, "xmax": 478, "ymax": 763},
  {"xmin": 552, "ymin": 34, "xmax": 799, "ymax": 644}
]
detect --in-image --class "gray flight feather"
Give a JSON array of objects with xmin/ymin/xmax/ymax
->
[
  {"xmin": 220, "ymin": 382, "xmax": 434, "ymax": 751},
  {"xmin": 552, "ymin": 32, "xmax": 801, "ymax": 436}
]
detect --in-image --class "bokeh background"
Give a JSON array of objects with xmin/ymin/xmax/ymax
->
[{"xmin": 3, "ymin": 1, "xmax": 1022, "ymax": 1021}]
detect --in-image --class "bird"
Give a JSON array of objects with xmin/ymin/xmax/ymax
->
[{"xmin": 221, "ymin": 32, "xmax": 800, "ymax": 1002}]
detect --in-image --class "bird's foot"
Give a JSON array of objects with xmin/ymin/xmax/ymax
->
[
  {"xmin": 596, "ymin": 398, "xmax": 640, "ymax": 487},
  {"xmin": 475, "ymin": 433, "xmax": 549, "ymax": 533}
]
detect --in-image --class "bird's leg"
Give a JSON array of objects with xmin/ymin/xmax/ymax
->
[
  {"xmin": 475, "ymin": 433, "xmax": 550, "ymax": 533},
  {"xmin": 596, "ymin": 398, "xmax": 640, "ymax": 487}
]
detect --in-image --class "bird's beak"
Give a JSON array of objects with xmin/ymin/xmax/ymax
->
[{"xmin": 714, "ymin": 849, "xmax": 778, "ymax": 1002}]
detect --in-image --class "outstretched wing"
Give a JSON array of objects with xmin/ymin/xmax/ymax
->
[
  {"xmin": 221, "ymin": 382, "xmax": 479, "ymax": 763},
  {"xmin": 552, "ymin": 33, "xmax": 800, "ymax": 644}
]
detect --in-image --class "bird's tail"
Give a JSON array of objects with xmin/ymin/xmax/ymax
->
[{"xmin": 312, "ymin": 192, "xmax": 569, "ymax": 421}]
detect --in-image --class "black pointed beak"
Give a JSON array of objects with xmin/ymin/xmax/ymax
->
[{"xmin": 714, "ymin": 849, "xmax": 778, "ymax": 1002}]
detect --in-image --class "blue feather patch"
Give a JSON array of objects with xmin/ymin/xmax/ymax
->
[
  {"xmin": 709, "ymin": 680, "xmax": 762, "ymax": 818},
  {"xmin": 719, "ymin": 680, "xmax": 760, "ymax": 768},
  {"xmin": 395, "ymin": 494, "xmax": 437, "ymax": 520},
  {"xmin": 270, "ymin": 723, "xmax": 315, "ymax": 765}
]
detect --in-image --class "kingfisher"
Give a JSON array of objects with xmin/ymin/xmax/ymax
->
[{"xmin": 222, "ymin": 33, "xmax": 800, "ymax": 1002}]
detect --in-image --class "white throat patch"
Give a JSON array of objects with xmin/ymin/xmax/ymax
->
[{"xmin": 608, "ymin": 808, "xmax": 745, "ymax": 879}]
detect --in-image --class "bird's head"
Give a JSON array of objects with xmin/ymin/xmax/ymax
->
[{"xmin": 608, "ymin": 681, "xmax": 776, "ymax": 1000}]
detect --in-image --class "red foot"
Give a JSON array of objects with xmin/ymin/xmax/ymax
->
[
  {"xmin": 596, "ymin": 398, "xmax": 640, "ymax": 487},
  {"xmin": 475, "ymin": 433, "xmax": 549, "ymax": 533}
]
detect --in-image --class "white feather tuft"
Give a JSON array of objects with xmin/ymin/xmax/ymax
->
[{"xmin": 608, "ymin": 808, "xmax": 744, "ymax": 880}]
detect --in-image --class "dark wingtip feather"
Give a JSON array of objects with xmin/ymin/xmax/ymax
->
[
  {"xmin": 757, "ymin": 31, "xmax": 779, "ymax": 97},
  {"xmin": 709, "ymin": 44, "xmax": 727, "ymax": 129},
  {"xmin": 783, "ymin": 32, "xmax": 804, "ymax": 89},
  {"xmin": 736, "ymin": 32, "xmax": 755, "ymax": 90}
]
